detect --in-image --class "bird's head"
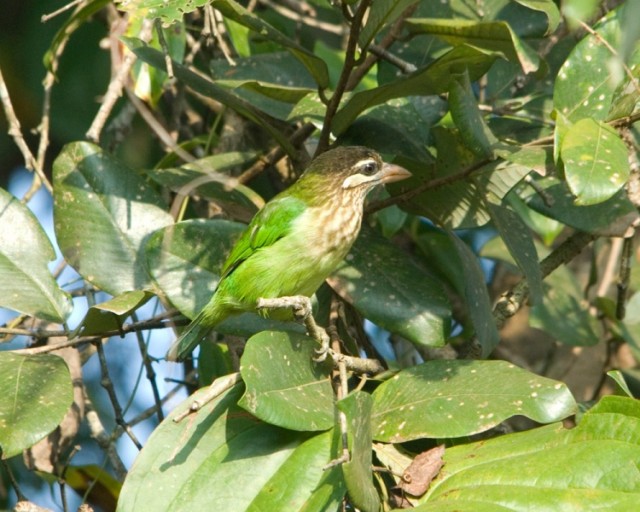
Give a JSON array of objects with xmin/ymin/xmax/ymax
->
[{"xmin": 297, "ymin": 146, "xmax": 411, "ymax": 205}]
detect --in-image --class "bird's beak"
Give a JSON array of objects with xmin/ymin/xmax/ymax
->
[{"xmin": 379, "ymin": 162, "xmax": 412, "ymax": 184}]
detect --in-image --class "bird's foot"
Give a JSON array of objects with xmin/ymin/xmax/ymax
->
[{"xmin": 256, "ymin": 295, "xmax": 331, "ymax": 362}]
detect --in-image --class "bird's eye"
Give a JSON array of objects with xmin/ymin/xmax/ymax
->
[{"xmin": 360, "ymin": 161, "xmax": 378, "ymax": 175}]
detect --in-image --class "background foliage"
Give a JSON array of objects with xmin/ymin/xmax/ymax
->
[{"xmin": 1, "ymin": 0, "xmax": 640, "ymax": 510}]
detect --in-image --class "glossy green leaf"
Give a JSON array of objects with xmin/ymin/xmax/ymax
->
[
  {"xmin": 413, "ymin": 396, "xmax": 640, "ymax": 510},
  {"xmin": 371, "ymin": 360, "xmax": 577, "ymax": 442},
  {"xmin": 338, "ymin": 392, "xmax": 380, "ymax": 512},
  {"xmin": 332, "ymin": 45, "xmax": 499, "ymax": 136},
  {"xmin": 145, "ymin": 219, "xmax": 300, "ymax": 336},
  {"xmin": 117, "ymin": 384, "xmax": 341, "ymax": 511},
  {"xmin": 530, "ymin": 265, "xmax": 601, "ymax": 346},
  {"xmin": 554, "ymin": 9, "xmax": 640, "ymax": 122},
  {"xmin": 0, "ymin": 188, "xmax": 72, "ymax": 322},
  {"xmin": 239, "ymin": 331, "xmax": 334, "ymax": 432},
  {"xmin": 405, "ymin": 18, "xmax": 541, "ymax": 73},
  {"xmin": 527, "ymin": 179, "xmax": 639, "ymax": 236},
  {"xmin": 73, "ymin": 290, "xmax": 154, "ymax": 337},
  {"xmin": 0, "ymin": 353, "xmax": 73, "ymax": 459},
  {"xmin": 126, "ymin": 40, "xmax": 295, "ymax": 155},
  {"xmin": 487, "ymin": 203, "xmax": 543, "ymax": 304},
  {"xmin": 449, "ymin": 234, "xmax": 499, "ymax": 357},
  {"xmin": 210, "ymin": 0, "xmax": 329, "ymax": 89},
  {"xmin": 561, "ymin": 118, "xmax": 629, "ymax": 205},
  {"xmin": 449, "ymin": 71, "xmax": 498, "ymax": 158},
  {"xmin": 330, "ymin": 227, "xmax": 451, "ymax": 348},
  {"xmin": 53, "ymin": 142, "xmax": 173, "ymax": 295}
]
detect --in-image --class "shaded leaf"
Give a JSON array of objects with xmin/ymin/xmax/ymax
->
[
  {"xmin": 0, "ymin": 188, "xmax": 72, "ymax": 322},
  {"xmin": 0, "ymin": 353, "xmax": 73, "ymax": 459},
  {"xmin": 405, "ymin": 18, "xmax": 541, "ymax": 73},
  {"xmin": 118, "ymin": 384, "xmax": 341, "ymax": 511},
  {"xmin": 414, "ymin": 396, "xmax": 640, "ymax": 510},
  {"xmin": 239, "ymin": 331, "xmax": 334, "ymax": 432},
  {"xmin": 332, "ymin": 45, "xmax": 500, "ymax": 136},
  {"xmin": 73, "ymin": 290, "xmax": 154, "ymax": 337},
  {"xmin": 115, "ymin": 0, "xmax": 209, "ymax": 24},
  {"xmin": 53, "ymin": 142, "xmax": 173, "ymax": 295},
  {"xmin": 487, "ymin": 203, "xmax": 543, "ymax": 304},
  {"xmin": 514, "ymin": 0, "xmax": 560, "ymax": 33},
  {"xmin": 449, "ymin": 234, "xmax": 499, "ymax": 357},
  {"xmin": 371, "ymin": 360, "xmax": 577, "ymax": 442},
  {"xmin": 527, "ymin": 179, "xmax": 639, "ymax": 236},
  {"xmin": 210, "ymin": 0, "xmax": 329, "ymax": 88},
  {"xmin": 329, "ymin": 227, "xmax": 451, "ymax": 348},
  {"xmin": 338, "ymin": 392, "xmax": 380, "ymax": 512},
  {"xmin": 359, "ymin": 0, "xmax": 418, "ymax": 49},
  {"xmin": 561, "ymin": 118, "xmax": 629, "ymax": 205}
]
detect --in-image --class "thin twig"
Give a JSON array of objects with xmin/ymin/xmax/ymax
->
[
  {"xmin": 86, "ymin": 18, "xmax": 154, "ymax": 142},
  {"xmin": 41, "ymin": 0, "xmax": 84, "ymax": 22},
  {"xmin": 154, "ymin": 19, "xmax": 175, "ymax": 79},
  {"xmin": 132, "ymin": 312, "xmax": 164, "ymax": 422}
]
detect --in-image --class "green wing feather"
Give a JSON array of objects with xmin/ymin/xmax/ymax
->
[{"xmin": 220, "ymin": 195, "xmax": 307, "ymax": 278}]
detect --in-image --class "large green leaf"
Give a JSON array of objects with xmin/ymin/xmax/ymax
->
[
  {"xmin": 118, "ymin": 384, "xmax": 343, "ymax": 511},
  {"xmin": 412, "ymin": 396, "xmax": 640, "ymax": 510},
  {"xmin": 371, "ymin": 360, "xmax": 577, "ymax": 442},
  {"xmin": 0, "ymin": 188, "xmax": 72, "ymax": 322},
  {"xmin": 338, "ymin": 392, "xmax": 380, "ymax": 512},
  {"xmin": 554, "ymin": 9, "xmax": 639, "ymax": 123},
  {"xmin": 329, "ymin": 227, "xmax": 451, "ymax": 348},
  {"xmin": 405, "ymin": 18, "xmax": 541, "ymax": 73},
  {"xmin": 53, "ymin": 142, "xmax": 173, "ymax": 295},
  {"xmin": 0, "ymin": 353, "xmax": 73, "ymax": 459},
  {"xmin": 561, "ymin": 118, "xmax": 629, "ymax": 205},
  {"xmin": 239, "ymin": 331, "xmax": 334, "ymax": 432}
]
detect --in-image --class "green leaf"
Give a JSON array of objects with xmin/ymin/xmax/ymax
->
[
  {"xmin": 530, "ymin": 265, "xmax": 601, "ymax": 346},
  {"xmin": 53, "ymin": 142, "xmax": 173, "ymax": 295},
  {"xmin": 145, "ymin": 219, "xmax": 301, "ymax": 336},
  {"xmin": 553, "ymin": 9, "xmax": 640, "ymax": 122},
  {"xmin": 527, "ymin": 179, "xmax": 639, "ymax": 236},
  {"xmin": 561, "ymin": 118, "xmax": 629, "ymax": 205},
  {"xmin": 415, "ymin": 396, "xmax": 640, "ymax": 510},
  {"xmin": 126, "ymin": 40, "xmax": 296, "ymax": 156},
  {"xmin": 0, "ymin": 353, "xmax": 73, "ymax": 459},
  {"xmin": 359, "ymin": 0, "xmax": 419, "ymax": 49},
  {"xmin": 329, "ymin": 227, "xmax": 451, "ymax": 349},
  {"xmin": 73, "ymin": 290, "xmax": 154, "ymax": 337},
  {"xmin": 371, "ymin": 360, "xmax": 577, "ymax": 442},
  {"xmin": 332, "ymin": 45, "xmax": 500, "ymax": 136},
  {"xmin": 338, "ymin": 392, "xmax": 380, "ymax": 512},
  {"xmin": 239, "ymin": 331, "xmax": 334, "ymax": 432},
  {"xmin": 0, "ymin": 188, "xmax": 72, "ymax": 322},
  {"xmin": 514, "ymin": 0, "xmax": 560, "ymax": 33},
  {"xmin": 210, "ymin": 0, "xmax": 329, "ymax": 89},
  {"xmin": 449, "ymin": 234, "xmax": 500, "ymax": 357},
  {"xmin": 449, "ymin": 71, "xmax": 498, "ymax": 158},
  {"xmin": 115, "ymin": 0, "xmax": 209, "ymax": 25},
  {"xmin": 117, "ymin": 384, "xmax": 341, "ymax": 511},
  {"xmin": 487, "ymin": 203, "xmax": 543, "ymax": 304},
  {"xmin": 405, "ymin": 18, "xmax": 541, "ymax": 74}
]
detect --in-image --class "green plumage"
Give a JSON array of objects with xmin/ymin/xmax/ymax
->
[{"xmin": 167, "ymin": 146, "xmax": 410, "ymax": 361}]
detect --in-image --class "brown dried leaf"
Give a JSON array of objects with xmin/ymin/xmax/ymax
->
[{"xmin": 399, "ymin": 444, "xmax": 445, "ymax": 496}]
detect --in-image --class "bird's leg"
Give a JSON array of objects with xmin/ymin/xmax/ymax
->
[{"xmin": 256, "ymin": 296, "xmax": 331, "ymax": 361}]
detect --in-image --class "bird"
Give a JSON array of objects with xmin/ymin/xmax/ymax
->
[{"xmin": 167, "ymin": 145, "xmax": 411, "ymax": 361}]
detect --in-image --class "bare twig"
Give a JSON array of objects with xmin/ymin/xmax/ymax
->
[
  {"xmin": 132, "ymin": 312, "xmax": 164, "ymax": 422},
  {"xmin": 86, "ymin": 18, "xmax": 154, "ymax": 142},
  {"xmin": 41, "ymin": 0, "xmax": 84, "ymax": 22}
]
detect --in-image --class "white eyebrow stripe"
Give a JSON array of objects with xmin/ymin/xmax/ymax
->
[{"xmin": 342, "ymin": 173, "xmax": 379, "ymax": 189}]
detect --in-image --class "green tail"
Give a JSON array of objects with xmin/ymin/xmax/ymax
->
[{"xmin": 166, "ymin": 309, "xmax": 214, "ymax": 362}]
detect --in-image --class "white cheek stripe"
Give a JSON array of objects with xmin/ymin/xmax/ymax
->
[{"xmin": 342, "ymin": 173, "xmax": 378, "ymax": 189}]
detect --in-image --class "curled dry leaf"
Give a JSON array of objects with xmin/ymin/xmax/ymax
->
[{"xmin": 399, "ymin": 444, "xmax": 445, "ymax": 496}]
